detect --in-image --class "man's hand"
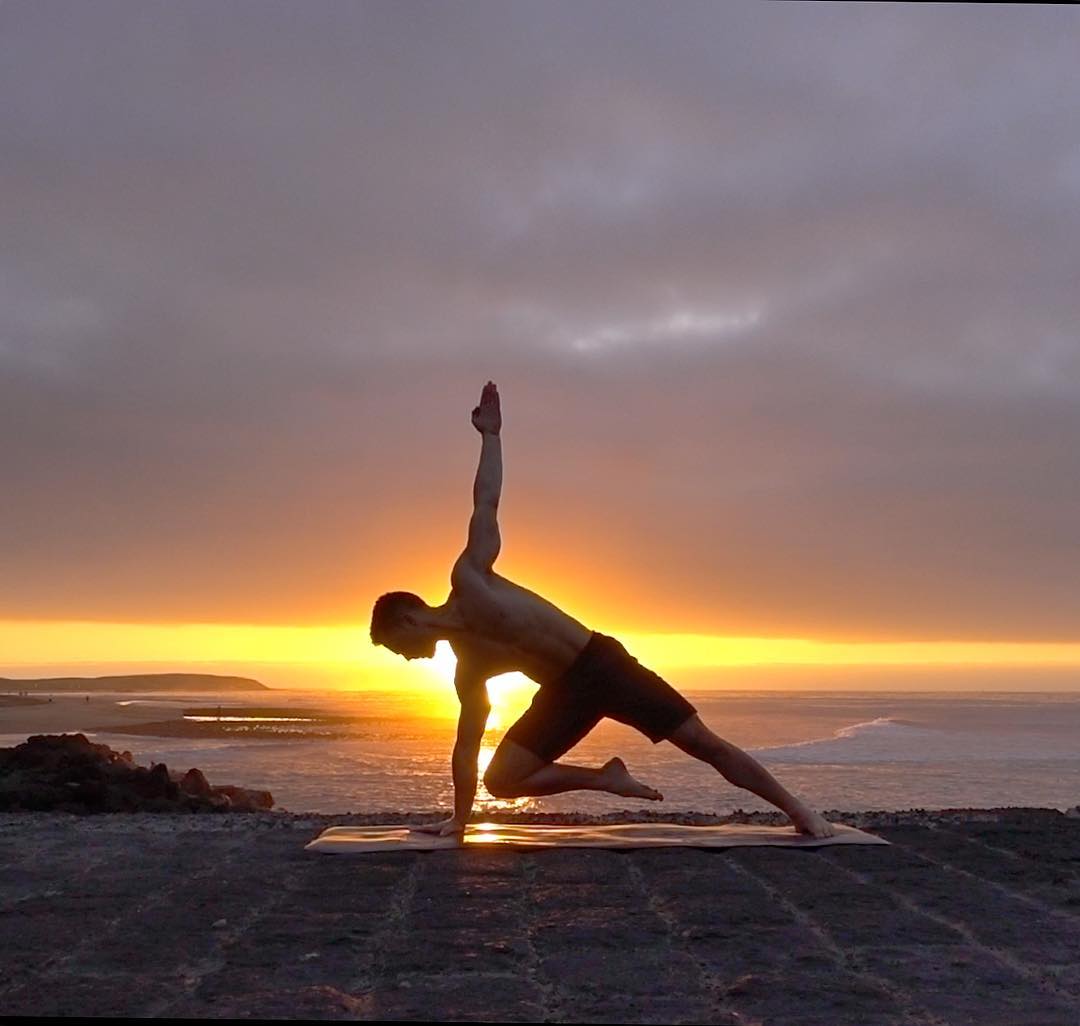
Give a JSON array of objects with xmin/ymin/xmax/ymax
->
[
  {"xmin": 409, "ymin": 815, "xmax": 466, "ymax": 837},
  {"xmin": 471, "ymin": 380, "xmax": 501, "ymax": 435}
]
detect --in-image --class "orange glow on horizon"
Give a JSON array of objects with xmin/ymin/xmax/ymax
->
[{"xmin": 3, "ymin": 619, "xmax": 1080, "ymax": 693}]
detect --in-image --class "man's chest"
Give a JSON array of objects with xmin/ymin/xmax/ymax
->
[{"xmin": 449, "ymin": 632, "xmax": 522, "ymax": 677}]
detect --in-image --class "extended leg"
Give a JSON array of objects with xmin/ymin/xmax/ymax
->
[
  {"xmin": 667, "ymin": 714, "xmax": 837, "ymax": 837},
  {"xmin": 484, "ymin": 739, "xmax": 662, "ymax": 800}
]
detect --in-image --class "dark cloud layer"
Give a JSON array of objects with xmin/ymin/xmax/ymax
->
[{"xmin": 2, "ymin": 1, "xmax": 1078, "ymax": 639}]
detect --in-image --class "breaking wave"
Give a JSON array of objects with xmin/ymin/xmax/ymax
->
[{"xmin": 745, "ymin": 715, "xmax": 1069, "ymax": 763}]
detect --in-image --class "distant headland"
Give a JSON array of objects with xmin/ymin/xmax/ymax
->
[{"xmin": 0, "ymin": 673, "xmax": 270, "ymax": 693}]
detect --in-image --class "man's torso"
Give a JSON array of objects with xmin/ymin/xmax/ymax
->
[{"xmin": 446, "ymin": 561, "xmax": 593, "ymax": 685}]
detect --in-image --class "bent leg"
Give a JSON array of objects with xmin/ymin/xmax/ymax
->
[
  {"xmin": 667, "ymin": 714, "xmax": 836, "ymax": 837},
  {"xmin": 484, "ymin": 739, "xmax": 661, "ymax": 801},
  {"xmin": 490, "ymin": 670, "xmax": 662, "ymax": 801},
  {"xmin": 483, "ymin": 738, "xmax": 603, "ymax": 797}
]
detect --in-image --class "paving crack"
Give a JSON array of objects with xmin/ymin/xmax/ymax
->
[
  {"xmin": 138, "ymin": 834, "xmax": 306, "ymax": 1016},
  {"xmin": 349, "ymin": 852, "xmax": 422, "ymax": 997},
  {"xmin": 725, "ymin": 854, "xmax": 947, "ymax": 1026},
  {"xmin": 917, "ymin": 822, "xmax": 1080, "ymax": 923},
  {"xmin": 824, "ymin": 846, "xmax": 1080, "ymax": 1010},
  {"xmin": 625, "ymin": 852, "xmax": 749, "ymax": 1025},
  {"xmin": 0, "ymin": 829, "xmax": 254, "ymax": 1002},
  {"xmin": 519, "ymin": 853, "xmax": 560, "ymax": 1022}
]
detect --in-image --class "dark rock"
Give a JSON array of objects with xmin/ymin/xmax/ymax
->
[
  {"xmin": 71, "ymin": 778, "xmax": 109, "ymax": 809},
  {"xmin": 212, "ymin": 783, "xmax": 275, "ymax": 811},
  {"xmin": 0, "ymin": 733, "xmax": 274, "ymax": 814},
  {"xmin": 179, "ymin": 767, "xmax": 212, "ymax": 797}
]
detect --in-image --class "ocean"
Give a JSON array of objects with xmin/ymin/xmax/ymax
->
[{"xmin": 8, "ymin": 687, "xmax": 1078, "ymax": 816}]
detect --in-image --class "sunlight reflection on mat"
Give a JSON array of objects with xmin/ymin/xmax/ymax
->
[{"xmin": 304, "ymin": 821, "xmax": 890, "ymax": 853}]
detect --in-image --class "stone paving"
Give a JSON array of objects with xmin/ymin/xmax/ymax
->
[{"xmin": 1, "ymin": 809, "xmax": 1078, "ymax": 1023}]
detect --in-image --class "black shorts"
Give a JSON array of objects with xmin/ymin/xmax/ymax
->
[{"xmin": 503, "ymin": 631, "xmax": 697, "ymax": 763}]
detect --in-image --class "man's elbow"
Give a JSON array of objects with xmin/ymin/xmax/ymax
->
[
  {"xmin": 470, "ymin": 543, "xmax": 500, "ymax": 571},
  {"xmin": 462, "ymin": 509, "xmax": 500, "ymax": 572}
]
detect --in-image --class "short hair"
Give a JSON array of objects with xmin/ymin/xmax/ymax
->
[{"xmin": 370, "ymin": 591, "xmax": 426, "ymax": 646}]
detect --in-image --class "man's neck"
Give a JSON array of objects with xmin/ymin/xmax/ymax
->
[{"xmin": 420, "ymin": 596, "xmax": 468, "ymax": 639}]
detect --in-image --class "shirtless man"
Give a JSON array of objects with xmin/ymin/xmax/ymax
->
[{"xmin": 369, "ymin": 381, "xmax": 837, "ymax": 840}]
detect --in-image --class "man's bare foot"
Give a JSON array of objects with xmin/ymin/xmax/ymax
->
[
  {"xmin": 601, "ymin": 757, "xmax": 663, "ymax": 801},
  {"xmin": 788, "ymin": 801, "xmax": 838, "ymax": 839}
]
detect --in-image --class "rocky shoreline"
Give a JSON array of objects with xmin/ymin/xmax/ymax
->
[
  {"xmin": 3, "ymin": 731, "xmax": 1077, "ymax": 828},
  {"xmin": 0, "ymin": 733, "xmax": 274, "ymax": 813}
]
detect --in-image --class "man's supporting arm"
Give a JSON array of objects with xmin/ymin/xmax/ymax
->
[{"xmin": 451, "ymin": 668, "xmax": 491, "ymax": 826}]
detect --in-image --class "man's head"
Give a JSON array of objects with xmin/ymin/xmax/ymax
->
[{"xmin": 369, "ymin": 591, "xmax": 438, "ymax": 660}]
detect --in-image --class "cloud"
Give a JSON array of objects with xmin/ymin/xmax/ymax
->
[{"xmin": 1, "ymin": 1, "xmax": 1078, "ymax": 638}]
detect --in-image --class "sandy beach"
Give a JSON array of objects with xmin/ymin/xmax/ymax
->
[
  {"xmin": 0, "ymin": 693, "xmax": 207, "ymax": 735},
  {"xmin": 0, "ymin": 691, "xmax": 374, "ymax": 742},
  {"xmin": 1, "ymin": 806, "xmax": 1078, "ymax": 1024}
]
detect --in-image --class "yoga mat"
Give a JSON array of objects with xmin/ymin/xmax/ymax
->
[{"xmin": 305, "ymin": 821, "xmax": 890, "ymax": 853}]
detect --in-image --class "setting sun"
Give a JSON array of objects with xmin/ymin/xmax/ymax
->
[
  {"xmin": 424, "ymin": 641, "xmax": 459, "ymax": 687},
  {"xmin": 483, "ymin": 673, "xmax": 538, "ymax": 730},
  {"xmin": 414, "ymin": 641, "xmax": 537, "ymax": 731}
]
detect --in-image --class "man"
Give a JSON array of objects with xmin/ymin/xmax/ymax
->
[{"xmin": 370, "ymin": 381, "xmax": 837, "ymax": 839}]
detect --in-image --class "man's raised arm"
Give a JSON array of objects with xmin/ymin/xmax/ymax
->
[
  {"xmin": 459, "ymin": 381, "xmax": 502, "ymax": 573},
  {"xmin": 473, "ymin": 432, "xmax": 502, "ymax": 509}
]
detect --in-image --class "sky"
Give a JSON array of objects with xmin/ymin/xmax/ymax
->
[{"xmin": 2, "ymin": 1, "xmax": 1079, "ymax": 689}]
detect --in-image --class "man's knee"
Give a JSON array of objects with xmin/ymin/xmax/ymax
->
[
  {"xmin": 482, "ymin": 766, "xmax": 519, "ymax": 799},
  {"xmin": 483, "ymin": 739, "xmax": 545, "ymax": 798}
]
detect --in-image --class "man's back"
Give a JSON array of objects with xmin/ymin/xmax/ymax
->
[{"xmin": 447, "ymin": 559, "xmax": 593, "ymax": 686}]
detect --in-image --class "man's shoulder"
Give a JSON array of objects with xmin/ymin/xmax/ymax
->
[{"xmin": 450, "ymin": 552, "xmax": 495, "ymax": 587}]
